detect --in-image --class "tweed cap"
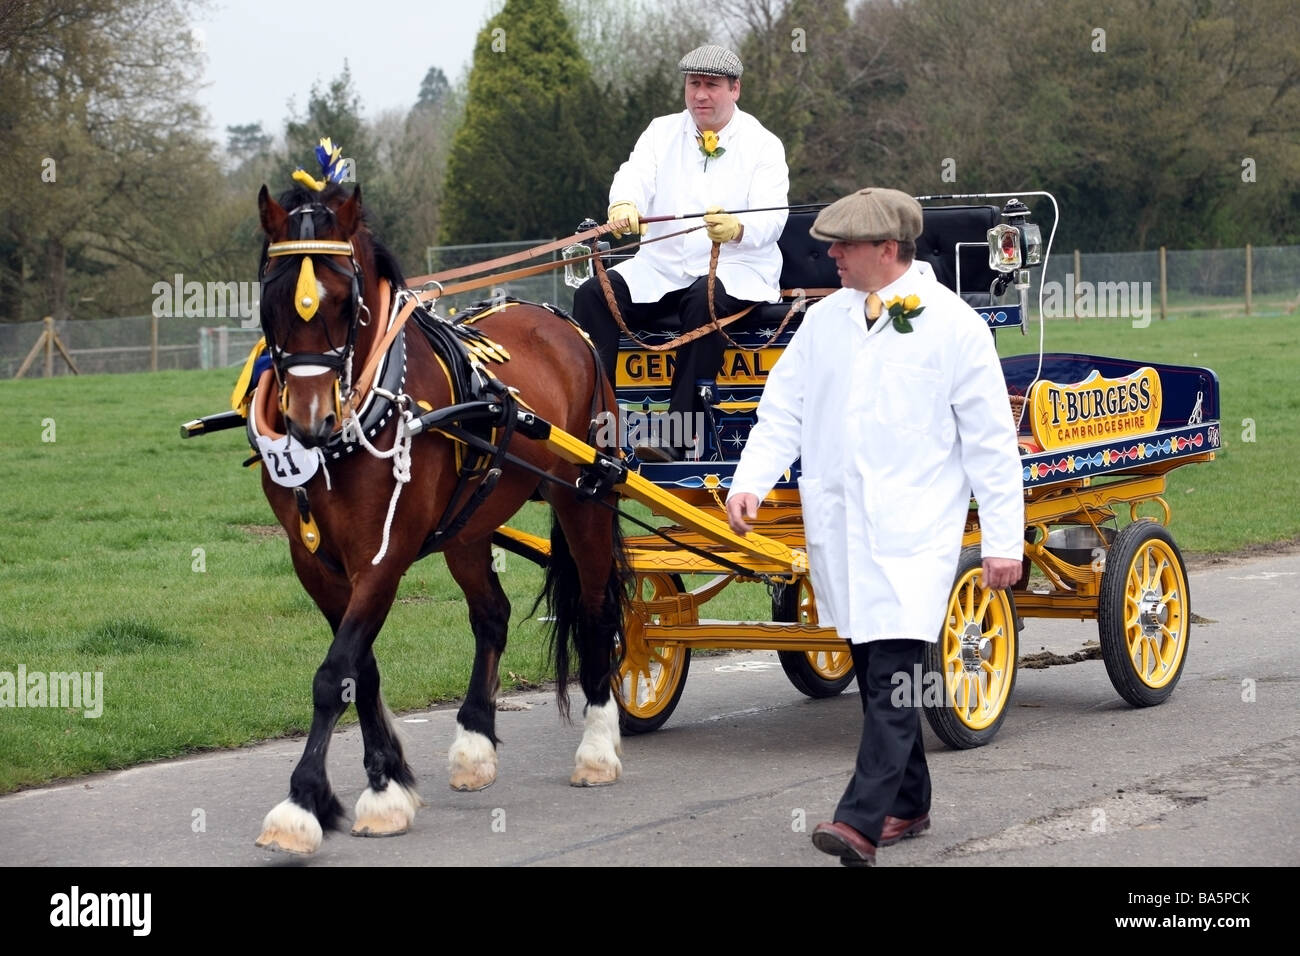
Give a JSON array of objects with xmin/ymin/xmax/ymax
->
[
  {"xmin": 810, "ymin": 187, "xmax": 923, "ymax": 242},
  {"xmin": 678, "ymin": 44, "xmax": 743, "ymax": 78}
]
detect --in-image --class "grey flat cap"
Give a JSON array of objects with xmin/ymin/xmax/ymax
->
[
  {"xmin": 678, "ymin": 44, "xmax": 743, "ymax": 78},
  {"xmin": 810, "ymin": 187, "xmax": 923, "ymax": 242}
]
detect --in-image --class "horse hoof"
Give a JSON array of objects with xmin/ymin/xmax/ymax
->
[
  {"xmin": 448, "ymin": 723, "xmax": 498, "ymax": 792},
  {"xmin": 351, "ymin": 782, "xmax": 422, "ymax": 837},
  {"xmin": 449, "ymin": 767, "xmax": 496, "ymax": 792},
  {"xmin": 570, "ymin": 764, "xmax": 620, "ymax": 787},
  {"xmin": 571, "ymin": 699, "xmax": 622, "ymax": 787},
  {"xmin": 255, "ymin": 799, "xmax": 322, "ymax": 854}
]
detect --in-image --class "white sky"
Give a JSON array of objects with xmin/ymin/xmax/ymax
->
[{"xmin": 193, "ymin": 0, "xmax": 501, "ymax": 146}]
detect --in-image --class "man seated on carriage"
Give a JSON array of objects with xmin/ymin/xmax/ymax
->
[{"xmin": 572, "ymin": 43, "xmax": 789, "ymax": 462}]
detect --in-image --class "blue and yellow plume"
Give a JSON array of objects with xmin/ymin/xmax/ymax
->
[{"xmin": 292, "ymin": 137, "xmax": 348, "ymax": 192}]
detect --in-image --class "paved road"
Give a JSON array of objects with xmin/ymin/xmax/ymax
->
[{"xmin": 2, "ymin": 548, "xmax": 1296, "ymax": 871}]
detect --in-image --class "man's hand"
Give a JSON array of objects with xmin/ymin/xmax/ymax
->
[
  {"xmin": 703, "ymin": 206, "xmax": 743, "ymax": 243},
  {"xmin": 981, "ymin": 557, "xmax": 1023, "ymax": 590},
  {"xmin": 607, "ymin": 200, "xmax": 645, "ymax": 238},
  {"xmin": 726, "ymin": 493, "xmax": 759, "ymax": 534}
]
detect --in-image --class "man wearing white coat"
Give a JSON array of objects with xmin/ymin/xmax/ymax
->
[
  {"xmin": 573, "ymin": 43, "xmax": 788, "ymax": 461},
  {"xmin": 725, "ymin": 187, "xmax": 1025, "ymax": 866}
]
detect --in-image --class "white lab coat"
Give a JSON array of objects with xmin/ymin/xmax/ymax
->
[
  {"xmin": 728, "ymin": 262, "xmax": 1025, "ymax": 643},
  {"xmin": 609, "ymin": 108, "xmax": 789, "ymax": 304}
]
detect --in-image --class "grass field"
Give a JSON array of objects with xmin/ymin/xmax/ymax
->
[{"xmin": 0, "ymin": 311, "xmax": 1296, "ymax": 792}]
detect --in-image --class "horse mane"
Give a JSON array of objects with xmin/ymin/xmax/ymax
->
[{"xmin": 265, "ymin": 182, "xmax": 406, "ymax": 290}]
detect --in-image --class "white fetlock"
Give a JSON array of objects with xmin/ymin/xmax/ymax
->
[
  {"xmin": 351, "ymin": 781, "xmax": 423, "ymax": 837},
  {"xmin": 571, "ymin": 698, "xmax": 622, "ymax": 787},
  {"xmin": 448, "ymin": 722, "xmax": 499, "ymax": 792},
  {"xmin": 255, "ymin": 798, "xmax": 323, "ymax": 854}
]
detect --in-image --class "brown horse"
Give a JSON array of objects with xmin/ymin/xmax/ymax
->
[{"xmin": 250, "ymin": 180, "xmax": 627, "ymax": 855}]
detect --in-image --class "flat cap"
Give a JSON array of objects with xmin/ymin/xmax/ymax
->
[
  {"xmin": 678, "ymin": 44, "xmax": 743, "ymax": 78},
  {"xmin": 810, "ymin": 187, "xmax": 923, "ymax": 243}
]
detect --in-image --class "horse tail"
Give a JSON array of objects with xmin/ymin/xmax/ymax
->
[{"xmin": 534, "ymin": 506, "xmax": 630, "ymax": 721}]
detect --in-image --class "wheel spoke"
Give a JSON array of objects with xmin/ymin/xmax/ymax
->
[{"xmin": 975, "ymin": 588, "xmax": 993, "ymax": 621}]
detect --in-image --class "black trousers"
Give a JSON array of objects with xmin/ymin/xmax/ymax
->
[
  {"xmin": 834, "ymin": 639, "xmax": 933, "ymax": 845},
  {"xmin": 572, "ymin": 270, "xmax": 752, "ymax": 427}
]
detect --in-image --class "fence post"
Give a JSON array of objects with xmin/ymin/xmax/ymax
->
[
  {"xmin": 1073, "ymin": 249, "xmax": 1082, "ymax": 321},
  {"xmin": 151, "ymin": 313, "xmax": 159, "ymax": 371},
  {"xmin": 44, "ymin": 315, "xmax": 54, "ymax": 378},
  {"xmin": 1159, "ymin": 246, "xmax": 1167, "ymax": 322},
  {"xmin": 1245, "ymin": 243, "xmax": 1252, "ymax": 316}
]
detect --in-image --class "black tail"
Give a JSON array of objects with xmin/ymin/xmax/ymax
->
[{"xmin": 533, "ymin": 511, "xmax": 629, "ymax": 720}]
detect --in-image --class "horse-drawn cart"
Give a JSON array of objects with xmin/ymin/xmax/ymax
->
[
  {"xmin": 497, "ymin": 192, "xmax": 1221, "ymax": 748},
  {"xmin": 180, "ymin": 172, "xmax": 1221, "ymax": 852}
]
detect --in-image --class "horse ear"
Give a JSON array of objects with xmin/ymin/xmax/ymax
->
[
  {"xmin": 336, "ymin": 184, "xmax": 363, "ymax": 238},
  {"xmin": 259, "ymin": 185, "xmax": 288, "ymax": 238}
]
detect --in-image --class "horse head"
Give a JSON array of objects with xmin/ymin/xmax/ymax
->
[{"xmin": 258, "ymin": 182, "xmax": 374, "ymax": 447}]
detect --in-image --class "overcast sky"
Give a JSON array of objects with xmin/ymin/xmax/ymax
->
[{"xmin": 194, "ymin": 0, "xmax": 501, "ymax": 146}]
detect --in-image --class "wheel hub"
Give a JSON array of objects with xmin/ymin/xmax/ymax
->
[
  {"xmin": 1137, "ymin": 588, "xmax": 1167, "ymax": 636},
  {"xmin": 959, "ymin": 621, "xmax": 990, "ymax": 671}
]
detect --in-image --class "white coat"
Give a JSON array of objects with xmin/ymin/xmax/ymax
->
[
  {"xmin": 609, "ymin": 108, "xmax": 789, "ymax": 304},
  {"xmin": 728, "ymin": 262, "xmax": 1025, "ymax": 644}
]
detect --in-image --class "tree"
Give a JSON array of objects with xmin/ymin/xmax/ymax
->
[
  {"xmin": 227, "ymin": 123, "xmax": 273, "ymax": 166},
  {"xmin": 416, "ymin": 66, "xmax": 450, "ymax": 111},
  {"xmin": 439, "ymin": 0, "xmax": 606, "ymax": 243},
  {"xmin": 0, "ymin": 0, "xmax": 220, "ymax": 322}
]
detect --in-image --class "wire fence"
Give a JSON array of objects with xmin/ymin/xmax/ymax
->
[{"xmin": 4, "ymin": 243, "xmax": 1296, "ymax": 378}]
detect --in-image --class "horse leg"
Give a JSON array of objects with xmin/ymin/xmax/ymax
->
[
  {"xmin": 350, "ymin": 646, "xmax": 423, "ymax": 836},
  {"xmin": 443, "ymin": 539, "xmax": 509, "ymax": 792},
  {"xmin": 547, "ymin": 500, "xmax": 626, "ymax": 787},
  {"xmin": 256, "ymin": 571, "xmax": 403, "ymax": 854}
]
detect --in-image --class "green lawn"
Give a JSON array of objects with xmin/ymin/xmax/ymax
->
[{"xmin": 0, "ymin": 311, "xmax": 1295, "ymax": 791}]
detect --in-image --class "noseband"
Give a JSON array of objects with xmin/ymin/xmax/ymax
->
[{"xmin": 260, "ymin": 202, "xmax": 370, "ymax": 415}]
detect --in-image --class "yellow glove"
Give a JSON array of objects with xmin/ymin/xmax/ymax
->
[
  {"xmin": 607, "ymin": 200, "xmax": 645, "ymax": 238},
  {"xmin": 703, "ymin": 205, "xmax": 742, "ymax": 243}
]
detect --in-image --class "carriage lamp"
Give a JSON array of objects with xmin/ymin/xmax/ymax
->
[
  {"xmin": 994, "ymin": 198, "xmax": 1042, "ymax": 268},
  {"xmin": 987, "ymin": 223, "xmax": 1022, "ymax": 272},
  {"xmin": 564, "ymin": 218, "xmax": 603, "ymax": 288}
]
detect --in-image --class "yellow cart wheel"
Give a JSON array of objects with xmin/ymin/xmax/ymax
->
[
  {"xmin": 772, "ymin": 578, "xmax": 856, "ymax": 698},
  {"xmin": 615, "ymin": 573, "xmax": 691, "ymax": 735},
  {"xmin": 1097, "ymin": 521, "xmax": 1190, "ymax": 707},
  {"xmin": 924, "ymin": 547, "xmax": 1019, "ymax": 749}
]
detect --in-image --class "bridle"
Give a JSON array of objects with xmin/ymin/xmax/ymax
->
[{"xmin": 259, "ymin": 201, "xmax": 370, "ymax": 420}]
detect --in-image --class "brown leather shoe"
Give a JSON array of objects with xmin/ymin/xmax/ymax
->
[
  {"xmin": 811, "ymin": 821, "xmax": 876, "ymax": 867},
  {"xmin": 879, "ymin": 812, "xmax": 931, "ymax": 847}
]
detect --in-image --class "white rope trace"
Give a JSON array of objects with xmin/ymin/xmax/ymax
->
[{"xmin": 344, "ymin": 394, "xmax": 415, "ymax": 565}]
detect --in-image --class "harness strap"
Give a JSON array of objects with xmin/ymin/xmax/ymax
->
[
  {"xmin": 347, "ymin": 288, "xmax": 417, "ymax": 415},
  {"xmin": 405, "ymin": 221, "xmax": 614, "ymax": 287}
]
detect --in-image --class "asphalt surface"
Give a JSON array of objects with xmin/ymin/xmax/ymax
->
[{"xmin": 1, "ymin": 547, "xmax": 1296, "ymax": 871}]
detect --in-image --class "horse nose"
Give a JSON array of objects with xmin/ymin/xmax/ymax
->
[
  {"xmin": 285, "ymin": 414, "xmax": 333, "ymax": 448},
  {"xmin": 313, "ymin": 413, "xmax": 337, "ymax": 442}
]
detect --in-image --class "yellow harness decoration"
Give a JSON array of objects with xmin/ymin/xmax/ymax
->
[
  {"xmin": 294, "ymin": 256, "xmax": 319, "ymax": 321},
  {"xmin": 299, "ymin": 510, "xmax": 322, "ymax": 552}
]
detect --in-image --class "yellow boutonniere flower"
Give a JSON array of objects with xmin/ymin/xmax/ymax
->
[
  {"xmin": 884, "ymin": 294, "xmax": 925, "ymax": 333},
  {"xmin": 696, "ymin": 130, "xmax": 725, "ymax": 170}
]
